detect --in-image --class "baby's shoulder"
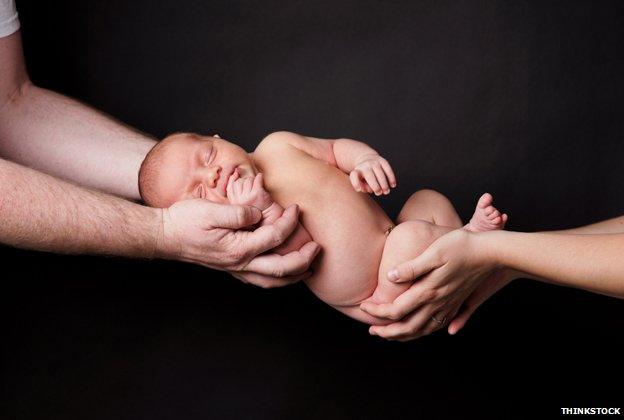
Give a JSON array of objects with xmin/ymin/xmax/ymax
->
[{"xmin": 253, "ymin": 132, "xmax": 305, "ymax": 168}]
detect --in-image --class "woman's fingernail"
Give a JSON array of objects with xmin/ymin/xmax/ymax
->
[{"xmin": 387, "ymin": 269, "xmax": 399, "ymax": 282}]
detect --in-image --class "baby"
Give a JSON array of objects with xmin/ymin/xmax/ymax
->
[{"xmin": 139, "ymin": 131, "xmax": 507, "ymax": 324}]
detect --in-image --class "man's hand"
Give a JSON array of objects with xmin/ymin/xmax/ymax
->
[{"xmin": 156, "ymin": 198, "xmax": 320, "ymax": 288}]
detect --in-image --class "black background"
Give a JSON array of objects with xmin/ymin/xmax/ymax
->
[{"xmin": 3, "ymin": 1, "xmax": 624, "ymax": 419}]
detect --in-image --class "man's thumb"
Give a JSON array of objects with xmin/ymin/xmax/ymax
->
[{"xmin": 210, "ymin": 204, "xmax": 262, "ymax": 229}]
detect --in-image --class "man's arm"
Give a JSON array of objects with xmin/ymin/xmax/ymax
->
[
  {"xmin": 0, "ymin": 31, "xmax": 155, "ymax": 200},
  {"xmin": 0, "ymin": 156, "xmax": 319, "ymax": 286},
  {"xmin": 0, "ymin": 156, "xmax": 159, "ymax": 256}
]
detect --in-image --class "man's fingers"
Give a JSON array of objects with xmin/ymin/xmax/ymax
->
[
  {"xmin": 238, "ymin": 205, "xmax": 301, "ymax": 255},
  {"xmin": 389, "ymin": 249, "xmax": 444, "ymax": 283},
  {"xmin": 244, "ymin": 241, "xmax": 321, "ymax": 277},
  {"xmin": 208, "ymin": 203, "xmax": 262, "ymax": 229},
  {"xmin": 235, "ymin": 270, "xmax": 312, "ymax": 289}
]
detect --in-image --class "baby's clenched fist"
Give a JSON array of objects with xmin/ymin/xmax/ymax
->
[{"xmin": 226, "ymin": 171, "xmax": 274, "ymax": 211}]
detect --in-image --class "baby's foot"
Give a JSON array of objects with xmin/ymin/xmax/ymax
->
[{"xmin": 464, "ymin": 193, "xmax": 508, "ymax": 232}]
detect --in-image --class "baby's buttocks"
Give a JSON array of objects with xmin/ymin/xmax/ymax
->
[{"xmin": 253, "ymin": 142, "xmax": 393, "ymax": 308}]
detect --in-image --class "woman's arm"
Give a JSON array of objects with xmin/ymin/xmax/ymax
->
[
  {"xmin": 486, "ymin": 230, "xmax": 624, "ymax": 297},
  {"xmin": 360, "ymin": 217, "xmax": 624, "ymax": 340},
  {"xmin": 552, "ymin": 215, "xmax": 624, "ymax": 234},
  {"xmin": 0, "ymin": 31, "xmax": 156, "ymax": 200}
]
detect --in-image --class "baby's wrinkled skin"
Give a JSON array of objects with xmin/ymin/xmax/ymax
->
[{"xmin": 139, "ymin": 131, "xmax": 507, "ymax": 325}]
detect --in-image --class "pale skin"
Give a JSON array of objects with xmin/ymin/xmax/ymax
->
[
  {"xmin": 0, "ymin": 30, "xmax": 319, "ymax": 286},
  {"xmin": 361, "ymin": 213, "xmax": 624, "ymax": 341},
  {"xmin": 141, "ymin": 131, "xmax": 508, "ymax": 324}
]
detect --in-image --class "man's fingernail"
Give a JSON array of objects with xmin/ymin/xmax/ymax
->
[{"xmin": 387, "ymin": 269, "xmax": 399, "ymax": 282}]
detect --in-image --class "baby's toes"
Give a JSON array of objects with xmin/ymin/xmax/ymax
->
[
  {"xmin": 477, "ymin": 193, "xmax": 493, "ymax": 209},
  {"xmin": 484, "ymin": 206, "xmax": 496, "ymax": 216},
  {"xmin": 487, "ymin": 209, "xmax": 501, "ymax": 220}
]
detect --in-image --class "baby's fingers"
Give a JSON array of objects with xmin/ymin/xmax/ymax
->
[
  {"xmin": 252, "ymin": 173, "xmax": 264, "ymax": 191},
  {"xmin": 243, "ymin": 176, "xmax": 254, "ymax": 193},
  {"xmin": 372, "ymin": 163, "xmax": 390, "ymax": 195},
  {"xmin": 350, "ymin": 171, "xmax": 365, "ymax": 192},
  {"xmin": 362, "ymin": 169, "xmax": 382, "ymax": 196},
  {"xmin": 380, "ymin": 159, "xmax": 397, "ymax": 188},
  {"xmin": 226, "ymin": 169, "xmax": 240, "ymax": 197}
]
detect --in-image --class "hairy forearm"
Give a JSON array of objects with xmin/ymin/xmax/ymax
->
[
  {"xmin": 0, "ymin": 82, "xmax": 156, "ymax": 200},
  {"xmin": 483, "ymin": 230, "xmax": 624, "ymax": 298},
  {"xmin": 332, "ymin": 139, "xmax": 379, "ymax": 173},
  {"xmin": 0, "ymin": 158, "xmax": 160, "ymax": 257},
  {"xmin": 0, "ymin": 32, "xmax": 156, "ymax": 200}
]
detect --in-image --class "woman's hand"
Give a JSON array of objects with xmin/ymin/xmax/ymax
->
[
  {"xmin": 349, "ymin": 153, "xmax": 396, "ymax": 196},
  {"xmin": 360, "ymin": 230, "xmax": 512, "ymax": 340}
]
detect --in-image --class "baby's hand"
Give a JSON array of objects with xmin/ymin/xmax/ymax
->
[
  {"xmin": 350, "ymin": 153, "xmax": 397, "ymax": 196},
  {"xmin": 226, "ymin": 171, "xmax": 274, "ymax": 211}
]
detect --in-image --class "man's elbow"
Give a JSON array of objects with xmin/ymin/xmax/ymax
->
[{"xmin": 0, "ymin": 78, "xmax": 34, "ymax": 114}]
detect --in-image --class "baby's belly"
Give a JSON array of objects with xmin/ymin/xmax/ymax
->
[{"xmin": 256, "ymin": 153, "xmax": 392, "ymax": 307}]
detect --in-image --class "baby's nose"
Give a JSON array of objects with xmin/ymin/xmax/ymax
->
[{"xmin": 205, "ymin": 165, "xmax": 221, "ymax": 187}]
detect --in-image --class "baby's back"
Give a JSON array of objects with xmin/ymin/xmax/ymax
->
[{"xmin": 253, "ymin": 135, "xmax": 392, "ymax": 314}]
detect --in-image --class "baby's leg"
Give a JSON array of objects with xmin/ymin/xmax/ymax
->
[
  {"xmin": 367, "ymin": 220, "xmax": 454, "ymax": 308},
  {"xmin": 366, "ymin": 192, "xmax": 508, "ymax": 318},
  {"xmin": 397, "ymin": 189, "xmax": 463, "ymax": 227},
  {"xmin": 397, "ymin": 189, "xmax": 508, "ymax": 232}
]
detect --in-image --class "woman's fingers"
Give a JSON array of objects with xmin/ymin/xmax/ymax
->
[
  {"xmin": 388, "ymin": 247, "xmax": 445, "ymax": 284},
  {"xmin": 447, "ymin": 272, "xmax": 511, "ymax": 335},
  {"xmin": 369, "ymin": 303, "xmax": 436, "ymax": 340},
  {"xmin": 360, "ymin": 278, "xmax": 439, "ymax": 320}
]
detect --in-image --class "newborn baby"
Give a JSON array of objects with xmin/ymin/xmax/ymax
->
[{"xmin": 139, "ymin": 131, "xmax": 507, "ymax": 324}]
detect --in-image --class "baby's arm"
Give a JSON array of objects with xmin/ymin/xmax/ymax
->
[
  {"xmin": 226, "ymin": 171, "xmax": 312, "ymax": 256},
  {"xmin": 255, "ymin": 132, "xmax": 397, "ymax": 196}
]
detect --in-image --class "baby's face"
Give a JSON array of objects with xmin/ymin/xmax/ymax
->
[{"xmin": 150, "ymin": 133, "xmax": 257, "ymax": 206}]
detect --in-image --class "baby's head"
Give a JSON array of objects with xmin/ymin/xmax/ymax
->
[{"xmin": 139, "ymin": 133, "xmax": 258, "ymax": 207}]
